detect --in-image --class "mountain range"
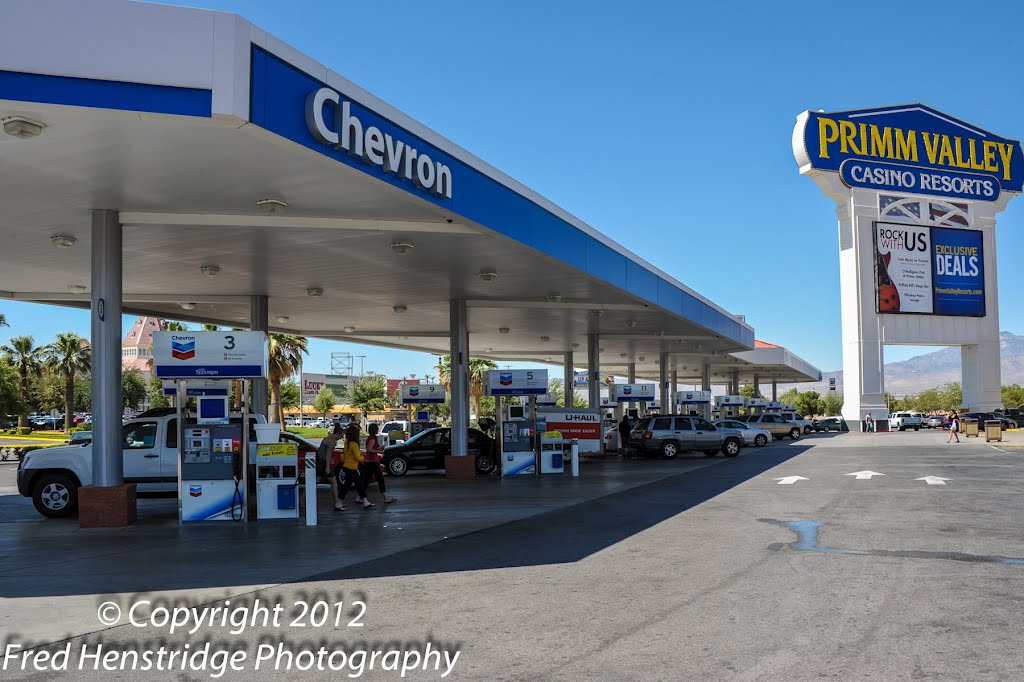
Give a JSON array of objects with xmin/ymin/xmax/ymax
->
[{"xmin": 784, "ymin": 332, "xmax": 1024, "ymax": 396}]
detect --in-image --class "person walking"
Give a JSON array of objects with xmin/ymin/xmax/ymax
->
[
  {"xmin": 361, "ymin": 423, "xmax": 396, "ymax": 504},
  {"xmin": 319, "ymin": 424, "xmax": 346, "ymax": 512},
  {"xmin": 337, "ymin": 423, "xmax": 374, "ymax": 510},
  {"xmin": 947, "ymin": 410, "xmax": 960, "ymax": 443},
  {"xmin": 865, "ymin": 411, "xmax": 874, "ymax": 433}
]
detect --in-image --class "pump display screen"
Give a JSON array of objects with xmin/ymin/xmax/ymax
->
[{"xmin": 198, "ymin": 397, "xmax": 229, "ymax": 424}]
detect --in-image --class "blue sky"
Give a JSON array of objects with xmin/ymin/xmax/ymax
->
[{"xmin": 3, "ymin": 0, "xmax": 1023, "ymax": 379}]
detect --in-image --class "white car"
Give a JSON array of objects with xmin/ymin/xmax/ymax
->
[
  {"xmin": 889, "ymin": 411, "xmax": 923, "ymax": 431},
  {"xmin": 779, "ymin": 411, "xmax": 815, "ymax": 434},
  {"xmin": 713, "ymin": 419, "xmax": 772, "ymax": 447}
]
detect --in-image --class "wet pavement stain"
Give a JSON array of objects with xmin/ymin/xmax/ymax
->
[{"xmin": 760, "ymin": 518, "xmax": 1024, "ymax": 565}]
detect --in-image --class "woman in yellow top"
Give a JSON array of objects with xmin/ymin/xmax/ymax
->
[{"xmin": 337, "ymin": 424, "xmax": 374, "ymax": 510}]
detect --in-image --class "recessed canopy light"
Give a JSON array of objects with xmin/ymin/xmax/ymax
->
[
  {"xmin": 256, "ymin": 198, "xmax": 288, "ymax": 215},
  {"xmin": 484, "ymin": 347, "xmax": 493, "ymax": 352},
  {"xmin": 306, "ymin": 286, "xmax": 324, "ymax": 297},
  {"xmin": 275, "ymin": 315, "xmax": 290, "ymax": 323},
  {"xmin": 50, "ymin": 235, "xmax": 77, "ymax": 249},
  {"xmin": 626, "ymin": 320, "xmax": 638, "ymax": 329},
  {"xmin": 591, "ymin": 310, "xmax": 604, "ymax": 317},
  {"xmin": 392, "ymin": 304, "xmax": 408, "ymax": 313},
  {"xmin": 390, "ymin": 241, "xmax": 414, "ymax": 255},
  {"xmin": 3, "ymin": 116, "xmax": 45, "ymax": 139},
  {"xmin": 179, "ymin": 302, "xmax": 197, "ymax": 310},
  {"xmin": 200, "ymin": 265, "xmax": 221, "ymax": 277},
  {"xmin": 638, "ymin": 356, "xmax": 646, "ymax": 361},
  {"xmin": 570, "ymin": 342, "xmax": 580, "ymax": 349},
  {"xmin": 66, "ymin": 284, "xmax": 87, "ymax": 294},
  {"xmin": 546, "ymin": 294, "xmax": 562, "ymax": 303},
  {"xmin": 343, "ymin": 326, "xmax": 356, "ymax": 333},
  {"xmin": 498, "ymin": 327, "xmax": 510, "ymax": 334},
  {"xmin": 655, "ymin": 331, "xmax": 665, "ymax": 337},
  {"xmin": 620, "ymin": 353, "xmax": 628, "ymax": 358},
  {"xmin": 478, "ymin": 270, "xmax": 498, "ymax": 282},
  {"xmin": 540, "ymin": 336, "xmax": 550, "ymax": 342}
]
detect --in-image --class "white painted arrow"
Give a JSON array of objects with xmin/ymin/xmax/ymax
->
[
  {"xmin": 774, "ymin": 476, "xmax": 808, "ymax": 485},
  {"xmin": 845, "ymin": 470, "xmax": 885, "ymax": 480},
  {"xmin": 916, "ymin": 476, "xmax": 952, "ymax": 486}
]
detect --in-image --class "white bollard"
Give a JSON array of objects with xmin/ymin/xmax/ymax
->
[
  {"xmin": 571, "ymin": 439, "xmax": 579, "ymax": 477},
  {"xmin": 305, "ymin": 452, "xmax": 317, "ymax": 526}
]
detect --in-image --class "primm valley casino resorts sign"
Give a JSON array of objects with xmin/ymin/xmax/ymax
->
[{"xmin": 794, "ymin": 104, "xmax": 1024, "ymax": 201}]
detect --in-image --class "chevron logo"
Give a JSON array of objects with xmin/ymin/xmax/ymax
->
[{"xmin": 171, "ymin": 339, "xmax": 196, "ymax": 361}]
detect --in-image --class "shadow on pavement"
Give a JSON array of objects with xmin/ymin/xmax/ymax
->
[{"xmin": 303, "ymin": 444, "xmax": 809, "ymax": 581}]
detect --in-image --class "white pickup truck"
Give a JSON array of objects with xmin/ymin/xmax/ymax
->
[
  {"xmin": 17, "ymin": 408, "xmax": 267, "ymax": 518},
  {"xmin": 888, "ymin": 411, "xmax": 923, "ymax": 431}
]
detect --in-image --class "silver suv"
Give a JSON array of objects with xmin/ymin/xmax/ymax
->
[{"xmin": 628, "ymin": 415, "xmax": 743, "ymax": 459}]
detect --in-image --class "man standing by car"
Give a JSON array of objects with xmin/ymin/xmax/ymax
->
[{"xmin": 618, "ymin": 415, "xmax": 632, "ymax": 455}]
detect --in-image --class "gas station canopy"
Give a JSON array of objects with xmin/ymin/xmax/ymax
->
[{"xmin": 0, "ymin": 0, "xmax": 816, "ymax": 386}]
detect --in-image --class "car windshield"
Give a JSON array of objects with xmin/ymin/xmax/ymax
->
[{"xmin": 382, "ymin": 423, "xmax": 404, "ymax": 433}]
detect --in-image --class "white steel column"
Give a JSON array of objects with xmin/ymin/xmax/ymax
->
[
  {"xmin": 962, "ymin": 342, "xmax": 1001, "ymax": 411},
  {"xmin": 753, "ymin": 374, "xmax": 760, "ymax": 398},
  {"xmin": 91, "ymin": 209, "xmax": 123, "ymax": 487},
  {"xmin": 670, "ymin": 369, "xmax": 678, "ymax": 414},
  {"xmin": 587, "ymin": 333, "xmax": 600, "ymax": 409},
  {"xmin": 250, "ymin": 295, "xmax": 269, "ymax": 419},
  {"xmin": 450, "ymin": 299, "xmax": 470, "ymax": 457},
  {"xmin": 564, "ymin": 352, "xmax": 574, "ymax": 408},
  {"xmin": 772, "ymin": 380, "xmax": 778, "ymax": 401},
  {"xmin": 701, "ymin": 363, "xmax": 711, "ymax": 392},
  {"xmin": 659, "ymin": 352, "xmax": 669, "ymax": 414}
]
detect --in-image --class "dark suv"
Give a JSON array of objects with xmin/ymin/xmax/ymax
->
[{"xmin": 628, "ymin": 415, "xmax": 742, "ymax": 459}]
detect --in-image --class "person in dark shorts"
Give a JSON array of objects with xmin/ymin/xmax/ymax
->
[{"xmin": 361, "ymin": 423, "xmax": 396, "ymax": 504}]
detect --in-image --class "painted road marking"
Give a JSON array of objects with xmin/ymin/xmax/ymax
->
[
  {"xmin": 845, "ymin": 470, "xmax": 885, "ymax": 480},
  {"xmin": 774, "ymin": 476, "xmax": 808, "ymax": 485},
  {"xmin": 915, "ymin": 476, "xmax": 951, "ymax": 485}
]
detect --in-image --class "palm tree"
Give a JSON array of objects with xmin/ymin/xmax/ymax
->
[
  {"xmin": 1, "ymin": 335, "xmax": 44, "ymax": 428},
  {"xmin": 0, "ymin": 314, "xmax": 7, "ymax": 328},
  {"xmin": 166, "ymin": 321, "xmax": 189, "ymax": 331},
  {"xmin": 437, "ymin": 355, "xmax": 498, "ymax": 419},
  {"xmin": 44, "ymin": 333, "xmax": 91, "ymax": 432},
  {"xmin": 267, "ymin": 333, "xmax": 308, "ymax": 424}
]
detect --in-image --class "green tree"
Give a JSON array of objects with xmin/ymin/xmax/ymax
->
[
  {"xmin": 937, "ymin": 382, "xmax": 962, "ymax": 411},
  {"xmin": 820, "ymin": 392, "xmax": 844, "ymax": 416},
  {"xmin": 200, "ymin": 324, "xmax": 220, "ymax": 331},
  {"xmin": 915, "ymin": 387, "xmax": 943, "ymax": 413},
  {"xmin": 280, "ymin": 380, "xmax": 300, "ymax": 412},
  {"xmin": 147, "ymin": 374, "xmax": 170, "ymax": 409},
  {"xmin": 166, "ymin": 321, "xmax": 189, "ymax": 331},
  {"xmin": 122, "ymin": 369, "xmax": 147, "ymax": 411},
  {"xmin": 739, "ymin": 384, "xmax": 758, "ymax": 399},
  {"xmin": 348, "ymin": 374, "xmax": 387, "ymax": 413},
  {"xmin": 777, "ymin": 388, "xmax": 800, "ymax": 406},
  {"xmin": 267, "ymin": 334, "xmax": 309, "ymax": 424},
  {"xmin": 314, "ymin": 387, "xmax": 336, "ymax": 422},
  {"xmin": 549, "ymin": 378, "xmax": 585, "ymax": 408},
  {"xmin": 794, "ymin": 390, "xmax": 822, "ymax": 417},
  {"xmin": 1, "ymin": 335, "xmax": 44, "ymax": 428},
  {"xmin": 44, "ymin": 332, "xmax": 91, "ymax": 432},
  {"xmin": 0, "ymin": 314, "xmax": 7, "ymax": 328},
  {"xmin": 1001, "ymin": 384, "xmax": 1024, "ymax": 409},
  {"xmin": 0, "ymin": 361, "xmax": 25, "ymax": 418}
]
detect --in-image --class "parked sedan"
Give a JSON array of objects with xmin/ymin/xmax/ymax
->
[
  {"xmin": 923, "ymin": 415, "xmax": 946, "ymax": 429},
  {"xmin": 383, "ymin": 427, "xmax": 497, "ymax": 476},
  {"xmin": 713, "ymin": 419, "xmax": 771, "ymax": 447},
  {"xmin": 962, "ymin": 412, "xmax": 1014, "ymax": 431}
]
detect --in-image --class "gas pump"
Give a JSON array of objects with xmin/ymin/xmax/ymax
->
[
  {"xmin": 676, "ymin": 390, "xmax": 711, "ymax": 420},
  {"xmin": 179, "ymin": 390, "xmax": 247, "ymax": 522},
  {"xmin": 485, "ymin": 370, "xmax": 548, "ymax": 476},
  {"xmin": 766, "ymin": 401, "xmax": 783, "ymax": 413},
  {"xmin": 715, "ymin": 395, "xmax": 745, "ymax": 420},
  {"xmin": 255, "ymin": 442, "xmax": 299, "ymax": 520},
  {"xmin": 152, "ymin": 330, "xmax": 269, "ymax": 525},
  {"xmin": 746, "ymin": 397, "xmax": 768, "ymax": 416}
]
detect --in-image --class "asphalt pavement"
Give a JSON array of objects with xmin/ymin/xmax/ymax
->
[{"xmin": 2, "ymin": 431, "xmax": 1022, "ymax": 680}]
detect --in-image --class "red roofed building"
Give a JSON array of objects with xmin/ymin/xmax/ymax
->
[
  {"xmin": 754, "ymin": 340, "xmax": 781, "ymax": 349},
  {"xmin": 122, "ymin": 316, "xmax": 167, "ymax": 377}
]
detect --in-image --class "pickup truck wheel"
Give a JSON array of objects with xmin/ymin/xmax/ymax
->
[
  {"xmin": 789, "ymin": 428, "xmax": 801, "ymax": 440},
  {"xmin": 722, "ymin": 440, "xmax": 741, "ymax": 457},
  {"xmin": 660, "ymin": 441, "xmax": 680, "ymax": 460},
  {"xmin": 899, "ymin": 426, "xmax": 905, "ymax": 431},
  {"xmin": 913, "ymin": 426, "xmax": 920, "ymax": 431},
  {"xmin": 803, "ymin": 425, "xmax": 812, "ymax": 434},
  {"xmin": 32, "ymin": 473, "xmax": 78, "ymax": 518},
  {"xmin": 754, "ymin": 434, "xmax": 768, "ymax": 447}
]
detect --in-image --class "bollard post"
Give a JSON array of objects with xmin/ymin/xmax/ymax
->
[
  {"xmin": 305, "ymin": 452, "xmax": 317, "ymax": 526},
  {"xmin": 571, "ymin": 439, "xmax": 579, "ymax": 477}
]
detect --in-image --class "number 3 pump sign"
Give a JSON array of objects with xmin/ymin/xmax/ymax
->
[{"xmin": 153, "ymin": 332, "xmax": 269, "ymax": 379}]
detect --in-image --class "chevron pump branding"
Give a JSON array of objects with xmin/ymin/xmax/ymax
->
[{"xmin": 153, "ymin": 332, "xmax": 268, "ymax": 379}]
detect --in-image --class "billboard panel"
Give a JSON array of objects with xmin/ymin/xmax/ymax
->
[{"xmin": 873, "ymin": 222, "xmax": 985, "ymax": 317}]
